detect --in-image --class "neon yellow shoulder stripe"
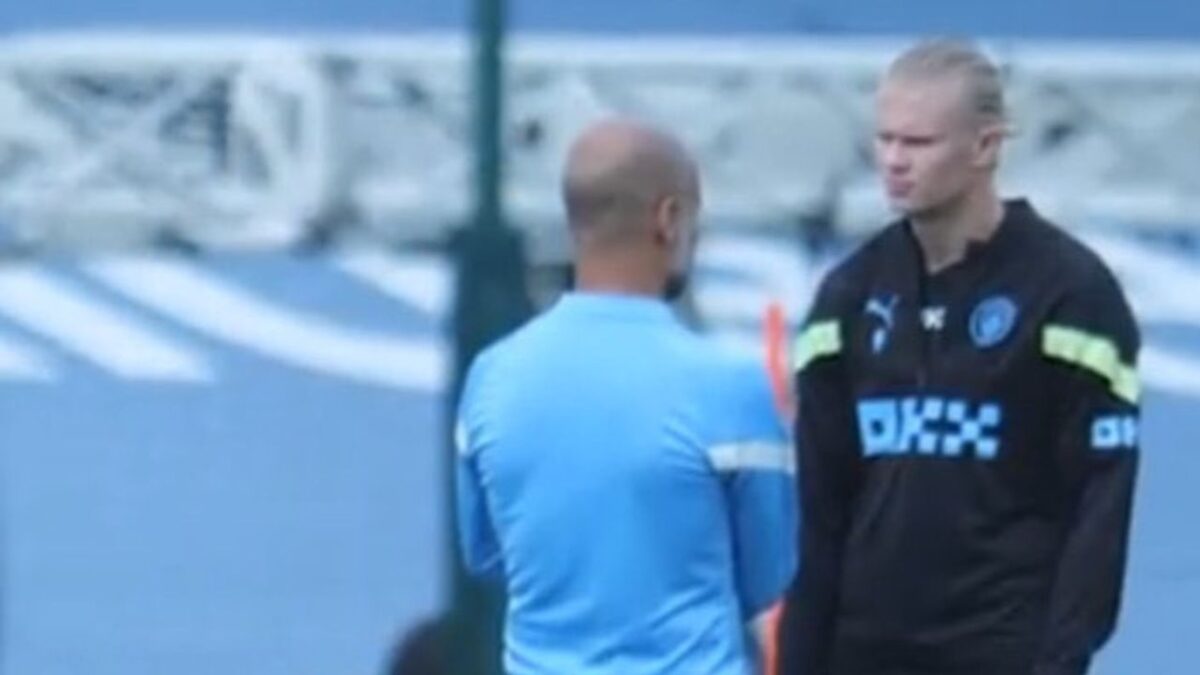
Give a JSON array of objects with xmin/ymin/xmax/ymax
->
[
  {"xmin": 1042, "ymin": 324, "xmax": 1140, "ymax": 403},
  {"xmin": 793, "ymin": 320, "xmax": 841, "ymax": 372}
]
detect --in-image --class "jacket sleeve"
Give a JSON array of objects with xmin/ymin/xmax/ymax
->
[
  {"xmin": 777, "ymin": 274, "xmax": 861, "ymax": 675},
  {"xmin": 1034, "ymin": 268, "xmax": 1141, "ymax": 675}
]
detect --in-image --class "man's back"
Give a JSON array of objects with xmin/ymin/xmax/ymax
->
[{"xmin": 456, "ymin": 293, "xmax": 795, "ymax": 675}]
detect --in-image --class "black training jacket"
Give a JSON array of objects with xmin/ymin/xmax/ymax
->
[{"xmin": 777, "ymin": 199, "xmax": 1141, "ymax": 675}]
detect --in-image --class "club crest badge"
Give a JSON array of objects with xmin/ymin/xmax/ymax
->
[{"xmin": 970, "ymin": 295, "xmax": 1018, "ymax": 349}]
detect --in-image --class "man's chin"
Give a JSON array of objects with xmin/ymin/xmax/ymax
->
[
  {"xmin": 889, "ymin": 197, "xmax": 937, "ymax": 220},
  {"xmin": 886, "ymin": 195, "xmax": 916, "ymax": 213}
]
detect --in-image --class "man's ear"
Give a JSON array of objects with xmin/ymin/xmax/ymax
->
[
  {"xmin": 974, "ymin": 121, "xmax": 1007, "ymax": 170},
  {"xmin": 653, "ymin": 195, "xmax": 683, "ymax": 246}
]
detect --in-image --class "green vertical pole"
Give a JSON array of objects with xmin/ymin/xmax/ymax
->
[
  {"xmin": 446, "ymin": 0, "xmax": 533, "ymax": 673},
  {"xmin": 474, "ymin": 0, "xmax": 504, "ymax": 231}
]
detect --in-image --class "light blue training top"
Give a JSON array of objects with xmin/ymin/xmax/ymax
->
[{"xmin": 456, "ymin": 292, "xmax": 797, "ymax": 675}]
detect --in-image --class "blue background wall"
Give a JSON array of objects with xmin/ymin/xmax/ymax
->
[{"xmin": 3, "ymin": 0, "xmax": 1200, "ymax": 39}]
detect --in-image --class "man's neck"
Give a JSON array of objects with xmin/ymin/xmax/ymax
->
[
  {"xmin": 910, "ymin": 188, "xmax": 1005, "ymax": 275},
  {"xmin": 573, "ymin": 254, "xmax": 663, "ymax": 298}
]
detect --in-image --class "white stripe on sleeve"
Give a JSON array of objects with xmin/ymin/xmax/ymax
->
[{"xmin": 707, "ymin": 441, "xmax": 795, "ymax": 475}]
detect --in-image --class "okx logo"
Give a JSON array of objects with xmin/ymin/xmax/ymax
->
[
  {"xmin": 1092, "ymin": 414, "xmax": 1138, "ymax": 452},
  {"xmin": 857, "ymin": 396, "xmax": 1003, "ymax": 460}
]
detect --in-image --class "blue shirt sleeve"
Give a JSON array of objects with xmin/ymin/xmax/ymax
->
[
  {"xmin": 454, "ymin": 354, "xmax": 504, "ymax": 581},
  {"xmin": 710, "ymin": 359, "xmax": 799, "ymax": 619}
]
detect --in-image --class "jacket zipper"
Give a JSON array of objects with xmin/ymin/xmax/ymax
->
[{"xmin": 916, "ymin": 269, "xmax": 932, "ymax": 389}]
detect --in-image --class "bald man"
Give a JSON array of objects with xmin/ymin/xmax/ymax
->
[{"xmin": 455, "ymin": 119, "xmax": 797, "ymax": 674}]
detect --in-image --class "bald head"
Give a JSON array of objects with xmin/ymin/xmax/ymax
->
[{"xmin": 562, "ymin": 119, "xmax": 699, "ymax": 244}]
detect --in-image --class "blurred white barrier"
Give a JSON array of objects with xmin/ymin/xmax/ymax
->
[{"xmin": 3, "ymin": 33, "xmax": 1200, "ymax": 253}]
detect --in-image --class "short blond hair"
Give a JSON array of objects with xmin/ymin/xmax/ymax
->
[{"xmin": 887, "ymin": 38, "xmax": 1007, "ymax": 125}]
